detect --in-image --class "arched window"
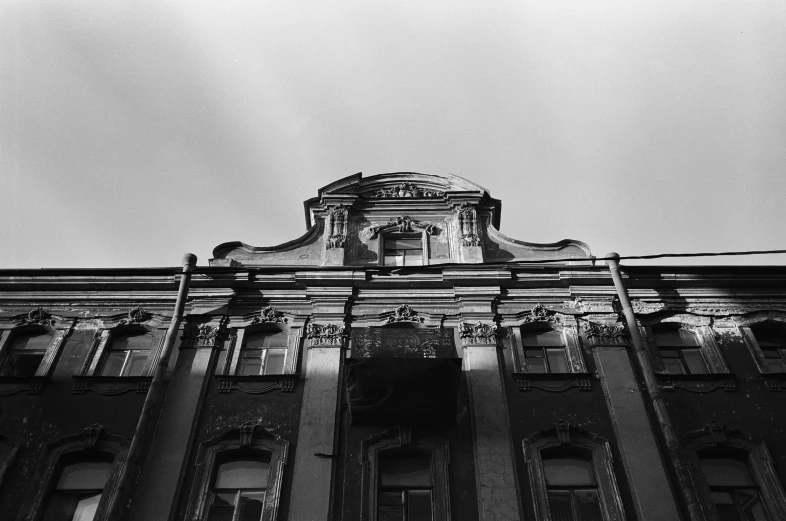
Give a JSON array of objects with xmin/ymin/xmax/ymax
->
[
  {"xmin": 207, "ymin": 454, "xmax": 270, "ymax": 521},
  {"xmin": 524, "ymin": 422, "xmax": 625, "ymax": 521},
  {"xmin": 0, "ymin": 328, "xmax": 53, "ymax": 377},
  {"xmin": 186, "ymin": 423, "xmax": 288, "ymax": 521},
  {"xmin": 683, "ymin": 422, "xmax": 786, "ymax": 521},
  {"xmin": 652, "ymin": 325, "xmax": 707, "ymax": 375},
  {"xmin": 541, "ymin": 447, "xmax": 603, "ymax": 521},
  {"xmin": 43, "ymin": 456, "xmax": 112, "ymax": 521},
  {"xmin": 521, "ymin": 328, "xmax": 569, "ymax": 373},
  {"xmin": 698, "ymin": 448, "xmax": 771, "ymax": 521}
]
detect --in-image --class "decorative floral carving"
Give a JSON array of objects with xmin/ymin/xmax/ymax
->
[
  {"xmin": 387, "ymin": 304, "xmax": 424, "ymax": 323},
  {"xmin": 555, "ymin": 420, "xmax": 571, "ymax": 445},
  {"xmin": 14, "ymin": 307, "xmax": 56, "ymax": 326},
  {"xmin": 306, "ymin": 323, "xmax": 348, "ymax": 345},
  {"xmin": 326, "ymin": 204, "xmax": 348, "ymax": 249},
  {"xmin": 362, "ymin": 216, "xmax": 439, "ymax": 239},
  {"xmin": 456, "ymin": 203, "xmax": 482, "ymax": 247},
  {"xmin": 459, "ymin": 321, "xmax": 498, "ymax": 343},
  {"xmin": 370, "ymin": 182, "xmax": 444, "ymax": 199},
  {"xmin": 252, "ymin": 305, "xmax": 287, "ymax": 324},
  {"xmin": 523, "ymin": 304, "xmax": 560, "ymax": 324},
  {"xmin": 581, "ymin": 321, "xmax": 627, "ymax": 345},
  {"xmin": 181, "ymin": 322, "xmax": 225, "ymax": 348},
  {"xmin": 631, "ymin": 300, "xmax": 666, "ymax": 314},
  {"xmin": 119, "ymin": 306, "xmax": 151, "ymax": 325}
]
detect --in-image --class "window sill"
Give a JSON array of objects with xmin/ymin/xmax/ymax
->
[
  {"xmin": 759, "ymin": 372, "xmax": 786, "ymax": 391},
  {"xmin": 71, "ymin": 375, "xmax": 153, "ymax": 395},
  {"xmin": 214, "ymin": 374, "xmax": 298, "ymax": 394},
  {"xmin": 0, "ymin": 376, "xmax": 49, "ymax": 395},
  {"xmin": 655, "ymin": 372, "xmax": 736, "ymax": 392},
  {"xmin": 512, "ymin": 372, "xmax": 592, "ymax": 392}
]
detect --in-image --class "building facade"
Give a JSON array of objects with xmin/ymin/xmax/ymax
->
[{"xmin": 0, "ymin": 172, "xmax": 784, "ymax": 521}]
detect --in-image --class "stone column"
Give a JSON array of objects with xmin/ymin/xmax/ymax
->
[
  {"xmin": 462, "ymin": 321, "xmax": 522, "ymax": 521},
  {"xmin": 594, "ymin": 344, "xmax": 681, "ymax": 521},
  {"xmin": 130, "ymin": 325, "xmax": 216, "ymax": 521}
]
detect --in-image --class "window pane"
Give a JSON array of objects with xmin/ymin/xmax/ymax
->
[
  {"xmin": 384, "ymin": 255, "xmax": 403, "ymax": 266},
  {"xmin": 111, "ymin": 333, "xmax": 152, "ymax": 351},
  {"xmin": 57, "ymin": 461, "xmax": 111, "ymax": 490},
  {"xmin": 710, "ymin": 491, "xmax": 740, "ymax": 521},
  {"xmin": 574, "ymin": 489, "xmax": 603, "ymax": 521},
  {"xmin": 379, "ymin": 453, "xmax": 432, "ymax": 488},
  {"xmin": 522, "ymin": 330, "xmax": 564, "ymax": 347},
  {"xmin": 214, "ymin": 459, "xmax": 269, "ymax": 489},
  {"xmin": 263, "ymin": 350, "xmax": 286, "ymax": 375},
  {"xmin": 764, "ymin": 357, "xmax": 786, "ymax": 373},
  {"xmin": 701, "ymin": 459, "xmax": 754, "ymax": 487},
  {"xmin": 72, "ymin": 493, "xmax": 102, "ymax": 521},
  {"xmin": 43, "ymin": 493, "xmax": 79, "ymax": 521},
  {"xmin": 654, "ymin": 328, "xmax": 699, "ymax": 346},
  {"xmin": 526, "ymin": 356, "xmax": 548, "ymax": 374},
  {"xmin": 402, "ymin": 254, "xmax": 423, "ymax": 266},
  {"xmin": 245, "ymin": 331, "xmax": 288, "ymax": 349},
  {"xmin": 736, "ymin": 489, "xmax": 770, "ymax": 521},
  {"xmin": 547, "ymin": 348, "xmax": 569, "ymax": 373},
  {"xmin": 387, "ymin": 238, "xmax": 422, "ymax": 249},
  {"xmin": 11, "ymin": 332, "xmax": 51, "ymax": 351},
  {"xmin": 379, "ymin": 505, "xmax": 405, "ymax": 521},
  {"xmin": 682, "ymin": 349, "xmax": 708, "ymax": 375},
  {"xmin": 100, "ymin": 351, "xmax": 127, "ymax": 377},
  {"xmin": 239, "ymin": 491, "xmax": 265, "ymax": 521},
  {"xmin": 123, "ymin": 351, "xmax": 148, "ymax": 376},
  {"xmin": 547, "ymin": 490, "xmax": 574, "ymax": 521},
  {"xmin": 238, "ymin": 351, "xmax": 263, "ymax": 376},
  {"xmin": 662, "ymin": 356, "xmax": 686, "ymax": 375},
  {"xmin": 2, "ymin": 352, "xmax": 44, "ymax": 377},
  {"xmin": 407, "ymin": 490, "xmax": 433, "ymax": 521},
  {"xmin": 543, "ymin": 458, "xmax": 595, "ymax": 486},
  {"xmin": 379, "ymin": 490, "xmax": 404, "ymax": 506},
  {"xmin": 751, "ymin": 327, "xmax": 786, "ymax": 348},
  {"xmin": 207, "ymin": 492, "xmax": 236, "ymax": 521}
]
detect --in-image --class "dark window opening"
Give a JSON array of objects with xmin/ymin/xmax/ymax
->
[
  {"xmin": 207, "ymin": 455, "xmax": 270, "ymax": 521},
  {"xmin": 752, "ymin": 325, "xmax": 786, "ymax": 373},
  {"xmin": 100, "ymin": 331, "xmax": 152, "ymax": 377},
  {"xmin": 654, "ymin": 327, "xmax": 708, "ymax": 375},
  {"xmin": 378, "ymin": 450, "xmax": 433, "ymax": 521},
  {"xmin": 1, "ymin": 330, "xmax": 51, "ymax": 377},
  {"xmin": 43, "ymin": 457, "xmax": 112, "ymax": 521},
  {"xmin": 542, "ymin": 448, "xmax": 602, "ymax": 521},
  {"xmin": 699, "ymin": 449, "xmax": 771, "ymax": 521},
  {"xmin": 522, "ymin": 329, "xmax": 569, "ymax": 373}
]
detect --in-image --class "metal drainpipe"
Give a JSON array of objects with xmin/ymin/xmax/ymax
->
[
  {"xmin": 605, "ymin": 253, "xmax": 703, "ymax": 521},
  {"xmin": 106, "ymin": 253, "xmax": 197, "ymax": 521}
]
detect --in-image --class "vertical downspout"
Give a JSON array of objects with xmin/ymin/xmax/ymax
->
[
  {"xmin": 106, "ymin": 253, "xmax": 197, "ymax": 521},
  {"xmin": 605, "ymin": 253, "xmax": 703, "ymax": 521}
]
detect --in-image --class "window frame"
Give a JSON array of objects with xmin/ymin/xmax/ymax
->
[
  {"xmin": 512, "ymin": 321, "xmax": 587, "ymax": 375},
  {"xmin": 641, "ymin": 319, "xmax": 730, "ymax": 376},
  {"xmin": 17, "ymin": 424, "xmax": 128, "ymax": 521},
  {"xmin": 523, "ymin": 423, "xmax": 626, "ymax": 521},
  {"xmin": 81, "ymin": 325, "xmax": 164, "ymax": 378},
  {"xmin": 0, "ymin": 324, "xmax": 66, "ymax": 379},
  {"xmin": 740, "ymin": 322, "xmax": 786, "ymax": 375},
  {"xmin": 682, "ymin": 421, "xmax": 786, "ymax": 521},
  {"xmin": 361, "ymin": 426, "xmax": 451, "ymax": 521},
  {"xmin": 185, "ymin": 422, "xmax": 289, "ymax": 521},
  {"xmin": 218, "ymin": 324, "xmax": 294, "ymax": 377},
  {"xmin": 379, "ymin": 230, "xmax": 430, "ymax": 267}
]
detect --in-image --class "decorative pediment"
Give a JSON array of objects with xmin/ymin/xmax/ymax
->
[
  {"xmin": 387, "ymin": 304, "xmax": 424, "ymax": 323},
  {"xmin": 523, "ymin": 304, "xmax": 560, "ymax": 324},
  {"xmin": 362, "ymin": 216, "xmax": 440, "ymax": 239},
  {"xmin": 252, "ymin": 305, "xmax": 287, "ymax": 324},
  {"xmin": 14, "ymin": 307, "xmax": 56, "ymax": 326},
  {"xmin": 368, "ymin": 182, "xmax": 445, "ymax": 199}
]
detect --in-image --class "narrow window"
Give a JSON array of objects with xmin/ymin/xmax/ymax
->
[
  {"xmin": 751, "ymin": 326, "xmax": 786, "ymax": 373},
  {"xmin": 654, "ymin": 327, "xmax": 708, "ymax": 375},
  {"xmin": 522, "ymin": 329, "xmax": 569, "ymax": 373},
  {"xmin": 0, "ymin": 330, "xmax": 51, "ymax": 377},
  {"xmin": 43, "ymin": 459, "xmax": 111, "ymax": 521},
  {"xmin": 99, "ymin": 332, "xmax": 152, "ymax": 377},
  {"xmin": 542, "ymin": 448, "xmax": 602, "ymax": 521},
  {"xmin": 207, "ymin": 457, "xmax": 269, "ymax": 521},
  {"xmin": 699, "ymin": 451, "xmax": 771, "ymax": 521},
  {"xmin": 383, "ymin": 234, "xmax": 424, "ymax": 267},
  {"xmin": 378, "ymin": 451, "xmax": 433, "ymax": 521},
  {"xmin": 237, "ymin": 331, "xmax": 288, "ymax": 376}
]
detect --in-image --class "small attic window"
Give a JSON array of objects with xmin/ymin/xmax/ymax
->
[{"xmin": 383, "ymin": 233, "xmax": 424, "ymax": 267}]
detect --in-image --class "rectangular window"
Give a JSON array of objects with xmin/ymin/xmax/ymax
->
[
  {"xmin": 654, "ymin": 328, "xmax": 709, "ymax": 375},
  {"xmin": 384, "ymin": 235, "xmax": 423, "ymax": 267},
  {"xmin": 99, "ymin": 332, "xmax": 153, "ymax": 377},
  {"xmin": 0, "ymin": 331, "xmax": 52, "ymax": 377},
  {"xmin": 237, "ymin": 331, "xmax": 288, "ymax": 376},
  {"xmin": 522, "ymin": 330, "xmax": 569, "ymax": 374},
  {"xmin": 379, "ymin": 452, "xmax": 433, "ymax": 521},
  {"xmin": 752, "ymin": 326, "xmax": 786, "ymax": 373}
]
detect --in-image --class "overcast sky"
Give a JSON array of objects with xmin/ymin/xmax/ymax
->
[{"xmin": 2, "ymin": 0, "xmax": 784, "ymax": 269}]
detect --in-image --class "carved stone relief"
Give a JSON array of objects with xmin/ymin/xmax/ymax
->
[
  {"xmin": 459, "ymin": 321, "xmax": 498, "ymax": 344},
  {"xmin": 306, "ymin": 323, "xmax": 347, "ymax": 345},
  {"xmin": 387, "ymin": 304, "xmax": 424, "ymax": 324},
  {"xmin": 119, "ymin": 306, "xmax": 151, "ymax": 325},
  {"xmin": 581, "ymin": 321, "xmax": 627, "ymax": 345},
  {"xmin": 362, "ymin": 216, "xmax": 439, "ymax": 239},
  {"xmin": 326, "ymin": 204, "xmax": 349, "ymax": 249},
  {"xmin": 456, "ymin": 203, "xmax": 481, "ymax": 247},
  {"xmin": 523, "ymin": 304, "xmax": 561, "ymax": 324},
  {"xmin": 368, "ymin": 182, "xmax": 445, "ymax": 199},
  {"xmin": 252, "ymin": 305, "xmax": 287, "ymax": 324},
  {"xmin": 14, "ymin": 307, "xmax": 56, "ymax": 326}
]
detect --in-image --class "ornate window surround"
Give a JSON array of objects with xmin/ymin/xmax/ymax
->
[
  {"xmin": 682, "ymin": 421, "xmax": 786, "ymax": 520},
  {"xmin": 523, "ymin": 422, "xmax": 626, "ymax": 521},
  {"xmin": 735, "ymin": 312, "xmax": 786, "ymax": 391},
  {"xmin": 73, "ymin": 320, "xmax": 164, "ymax": 395},
  {"xmin": 213, "ymin": 308, "xmax": 303, "ymax": 394},
  {"xmin": 0, "ymin": 309, "xmax": 72, "ymax": 395},
  {"xmin": 639, "ymin": 314, "xmax": 735, "ymax": 393},
  {"xmin": 184, "ymin": 422, "xmax": 289, "ymax": 521},
  {"xmin": 361, "ymin": 426, "xmax": 451, "ymax": 521},
  {"xmin": 508, "ymin": 306, "xmax": 591, "ymax": 392},
  {"xmin": 16, "ymin": 424, "xmax": 129, "ymax": 521}
]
